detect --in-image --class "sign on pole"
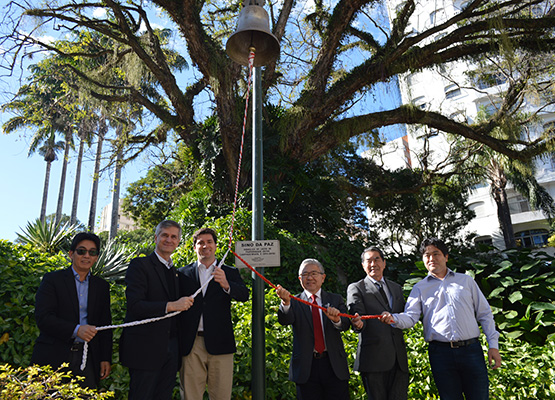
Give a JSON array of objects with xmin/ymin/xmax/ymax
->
[{"xmin": 235, "ymin": 240, "xmax": 280, "ymax": 268}]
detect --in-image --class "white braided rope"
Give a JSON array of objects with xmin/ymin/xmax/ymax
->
[{"xmin": 80, "ymin": 250, "xmax": 230, "ymax": 370}]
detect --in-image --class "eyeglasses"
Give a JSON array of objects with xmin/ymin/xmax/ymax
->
[
  {"xmin": 75, "ymin": 248, "xmax": 99, "ymax": 256},
  {"xmin": 299, "ymin": 271, "xmax": 324, "ymax": 278}
]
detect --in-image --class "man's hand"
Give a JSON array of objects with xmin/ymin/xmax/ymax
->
[
  {"xmin": 76, "ymin": 325, "xmax": 97, "ymax": 342},
  {"xmin": 213, "ymin": 267, "xmax": 230, "ymax": 291},
  {"xmin": 488, "ymin": 348, "xmax": 502, "ymax": 369},
  {"xmin": 379, "ymin": 311, "xmax": 395, "ymax": 325},
  {"xmin": 323, "ymin": 306, "xmax": 341, "ymax": 323},
  {"xmin": 351, "ymin": 313, "xmax": 363, "ymax": 330},
  {"xmin": 275, "ymin": 285, "xmax": 291, "ymax": 306},
  {"xmin": 167, "ymin": 296, "xmax": 194, "ymax": 312},
  {"xmin": 100, "ymin": 361, "xmax": 111, "ymax": 380}
]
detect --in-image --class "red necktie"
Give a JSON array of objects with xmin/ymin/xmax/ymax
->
[{"xmin": 311, "ymin": 294, "xmax": 325, "ymax": 354}]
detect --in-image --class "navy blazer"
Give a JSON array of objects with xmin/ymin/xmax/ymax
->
[
  {"xmin": 178, "ymin": 261, "xmax": 249, "ymax": 356},
  {"xmin": 119, "ymin": 253, "xmax": 180, "ymax": 370},
  {"xmin": 278, "ymin": 290, "xmax": 351, "ymax": 384},
  {"xmin": 31, "ymin": 267, "xmax": 112, "ymax": 384},
  {"xmin": 347, "ymin": 277, "xmax": 408, "ymax": 373}
]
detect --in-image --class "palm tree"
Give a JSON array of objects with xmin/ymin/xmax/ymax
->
[
  {"xmin": 37, "ymin": 132, "xmax": 65, "ymax": 222},
  {"xmin": 88, "ymin": 117, "xmax": 107, "ymax": 232}
]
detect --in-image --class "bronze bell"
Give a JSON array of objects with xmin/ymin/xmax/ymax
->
[{"xmin": 226, "ymin": 0, "xmax": 280, "ymax": 67}]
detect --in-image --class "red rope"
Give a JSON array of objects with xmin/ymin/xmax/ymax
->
[
  {"xmin": 227, "ymin": 49, "xmax": 256, "ymax": 250},
  {"xmin": 232, "ymin": 250, "xmax": 380, "ymax": 320},
  {"xmin": 224, "ymin": 49, "xmax": 379, "ymax": 321}
]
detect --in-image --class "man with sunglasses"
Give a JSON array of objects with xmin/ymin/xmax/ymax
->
[
  {"xmin": 31, "ymin": 232, "xmax": 112, "ymax": 389},
  {"xmin": 276, "ymin": 258, "xmax": 351, "ymax": 400}
]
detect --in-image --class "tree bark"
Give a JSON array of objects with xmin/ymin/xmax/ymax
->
[
  {"xmin": 55, "ymin": 132, "xmax": 71, "ymax": 225},
  {"xmin": 40, "ymin": 160, "xmax": 52, "ymax": 223},
  {"xmin": 70, "ymin": 136, "xmax": 85, "ymax": 225},
  {"xmin": 88, "ymin": 119, "xmax": 106, "ymax": 232},
  {"xmin": 490, "ymin": 165, "xmax": 517, "ymax": 249}
]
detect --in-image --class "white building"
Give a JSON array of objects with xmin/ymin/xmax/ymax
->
[
  {"xmin": 373, "ymin": 0, "xmax": 555, "ymax": 250},
  {"xmin": 98, "ymin": 199, "xmax": 138, "ymax": 233}
]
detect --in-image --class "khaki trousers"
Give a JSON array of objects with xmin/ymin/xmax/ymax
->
[{"xmin": 179, "ymin": 335, "xmax": 234, "ymax": 400}]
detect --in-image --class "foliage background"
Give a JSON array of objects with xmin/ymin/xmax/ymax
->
[{"xmin": 1, "ymin": 228, "xmax": 555, "ymax": 398}]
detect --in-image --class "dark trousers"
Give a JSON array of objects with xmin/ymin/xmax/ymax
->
[
  {"xmin": 428, "ymin": 341, "xmax": 489, "ymax": 400},
  {"xmin": 360, "ymin": 358, "xmax": 408, "ymax": 400},
  {"xmin": 296, "ymin": 354, "xmax": 349, "ymax": 400},
  {"xmin": 67, "ymin": 342, "xmax": 97, "ymax": 389},
  {"xmin": 128, "ymin": 337, "xmax": 179, "ymax": 400}
]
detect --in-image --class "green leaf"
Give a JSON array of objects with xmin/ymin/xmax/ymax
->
[
  {"xmin": 489, "ymin": 287, "xmax": 505, "ymax": 297},
  {"xmin": 529, "ymin": 302, "xmax": 555, "ymax": 311},
  {"xmin": 508, "ymin": 291, "xmax": 523, "ymax": 303}
]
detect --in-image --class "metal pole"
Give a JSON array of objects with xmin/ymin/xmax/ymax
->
[{"xmin": 251, "ymin": 65, "xmax": 266, "ymax": 399}]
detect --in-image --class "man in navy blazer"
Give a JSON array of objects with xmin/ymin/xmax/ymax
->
[
  {"xmin": 347, "ymin": 247, "xmax": 409, "ymax": 400},
  {"xmin": 178, "ymin": 227, "xmax": 249, "ymax": 400},
  {"xmin": 120, "ymin": 220, "xmax": 194, "ymax": 400},
  {"xmin": 31, "ymin": 232, "xmax": 112, "ymax": 389},
  {"xmin": 276, "ymin": 258, "xmax": 351, "ymax": 400}
]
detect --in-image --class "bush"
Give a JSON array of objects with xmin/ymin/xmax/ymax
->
[
  {"xmin": 0, "ymin": 240, "xmax": 68, "ymax": 366},
  {"xmin": 3, "ymin": 228, "xmax": 555, "ymax": 399},
  {"xmin": 0, "ymin": 364, "xmax": 114, "ymax": 399}
]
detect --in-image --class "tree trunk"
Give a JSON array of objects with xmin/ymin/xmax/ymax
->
[
  {"xmin": 70, "ymin": 137, "xmax": 85, "ymax": 225},
  {"xmin": 55, "ymin": 132, "xmax": 71, "ymax": 224},
  {"xmin": 88, "ymin": 119, "xmax": 106, "ymax": 232},
  {"xmin": 490, "ymin": 164, "xmax": 516, "ymax": 249},
  {"xmin": 40, "ymin": 160, "xmax": 52, "ymax": 223},
  {"xmin": 109, "ymin": 145, "xmax": 123, "ymax": 240}
]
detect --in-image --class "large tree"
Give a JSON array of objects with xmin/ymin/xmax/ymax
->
[{"xmin": 3, "ymin": 0, "xmax": 555, "ymax": 196}]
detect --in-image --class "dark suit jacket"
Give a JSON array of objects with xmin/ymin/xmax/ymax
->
[
  {"xmin": 278, "ymin": 290, "xmax": 351, "ymax": 384},
  {"xmin": 31, "ymin": 267, "xmax": 112, "ymax": 384},
  {"xmin": 347, "ymin": 277, "xmax": 408, "ymax": 373},
  {"xmin": 119, "ymin": 253, "xmax": 180, "ymax": 370},
  {"xmin": 178, "ymin": 261, "xmax": 249, "ymax": 356}
]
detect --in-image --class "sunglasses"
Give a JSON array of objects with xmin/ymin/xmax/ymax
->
[{"xmin": 75, "ymin": 248, "xmax": 99, "ymax": 256}]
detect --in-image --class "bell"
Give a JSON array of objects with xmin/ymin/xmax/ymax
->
[{"xmin": 226, "ymin": 0, "xmax": 280, "ymax": 67}]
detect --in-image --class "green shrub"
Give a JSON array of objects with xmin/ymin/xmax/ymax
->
[
  {"xmin": 0, "ymin": 363, "xmax": 114, "ymax": 399},
  {"xmin": 0, "ymin": 240, "xmax": 68, "ymax": 366}
]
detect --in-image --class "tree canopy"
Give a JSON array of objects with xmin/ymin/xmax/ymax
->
[
  {"xmin": 3, "ymin": 0, "xmax": 555, "ymax": 179},
  {"xmin": 2, "ymin": 0, "xmax": 555, "ymax": 244}
]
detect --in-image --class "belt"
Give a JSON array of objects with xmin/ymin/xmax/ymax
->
[
  {"xmin": 313, "ymin": 351, "xmax": 328, "ymax": 359},
  {"xmin": 70, "ymin": 342, "xmax": 84, "ymax": 352},
  {"xmin": 197, "ymin": 331, "xmax": 204, "ymax": 337},
  {"xmin": 430, "ymin": 338, "xmax": 479, "ymax": 348}
]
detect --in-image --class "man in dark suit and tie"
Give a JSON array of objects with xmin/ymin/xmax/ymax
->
[
  {"xmin": 276, "ymin": 258, "xmax": 351, "ymax": 400},
  {"xmin": 347, "ymin": 247, "xmax": 409, "ymax": 400},
  {"xmin": 120, "ymin": 220, "xmax": 194, "ymax": 400},
  {"xmin": 178, "ymin": 227, "xmax": 249, "ymax": 400},
  {"xmin": 31, "ymin": 232, "xmax": 112, "ymax": 389}
]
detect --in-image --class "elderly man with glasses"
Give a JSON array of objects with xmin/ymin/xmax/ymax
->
[
  {"xmin": 276, "ymin": 258, "xmax": 351, "ymax": 400},
  {"xmin": 31, "ymin": 232, "xmax": 112, "ymax": 389}
]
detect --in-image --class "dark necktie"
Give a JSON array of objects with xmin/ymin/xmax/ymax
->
[
  {"xmin": 376, "ymin": 281, "xmax": 391, "ymax": 310},
  {"xmin": 311, "ymin": 294, "xmax": 326, "ymax": 354}
]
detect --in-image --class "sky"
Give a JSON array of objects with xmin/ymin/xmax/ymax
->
[
  {"xmin": 0, "ymin": 0, "xmax": 403, "ymax": 242},
  {"xmin": 0, "ymin": 126, "xmax": 146, "ymax": 241}
]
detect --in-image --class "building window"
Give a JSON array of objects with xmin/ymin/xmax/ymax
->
[
  {"xmin": 476, "ymin": 72, "xmax": 507, "ymax": 89},
  {"xmin": 412, "ymin": 95, "xmax": 427, "ymax": 109},
  {"xmin": 514, "ymin": 229, "xmax": 549, "ymax": 248},
  {"xmin": 474, "ymin": 236, "xmax": 493, "ymax": 246},
  {"xmin": 445, "ymin": 84, "xmax": 462, "ymax": 99},
  {"xmin": 508, "ymin": 194, "xmax": 531, "ymax": 214},
  {"xmin": 430, "ymin": 9, "xmax": 443, "ymax": 25}
]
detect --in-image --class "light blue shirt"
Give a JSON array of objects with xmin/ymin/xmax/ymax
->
[
  {"xmin": 393, "ymin": 269, "xmax": 499, "ymax": 349},
  {"xmin": 71, "ymin": 266, "xmax": 90, "ymax": 342}
]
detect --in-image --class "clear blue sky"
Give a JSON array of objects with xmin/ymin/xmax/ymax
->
[{"xmin": 0, "ymin": 129, "xmax": 145, "ymax": 241}]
